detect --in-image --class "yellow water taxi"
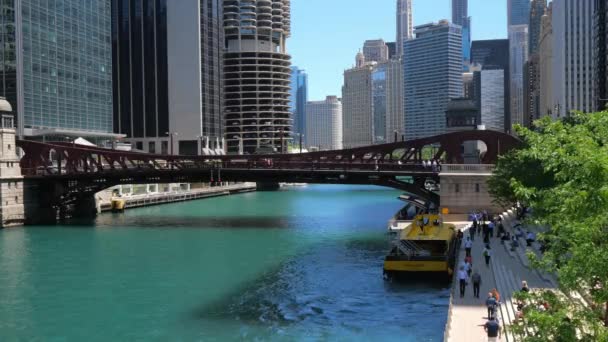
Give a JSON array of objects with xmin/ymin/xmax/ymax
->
[
  {"xmin": 111, "ymin": 198, "xmax": 126, "ymax": 212},
  {"xmin": 384, "ymin": 214, "xmax": 458, "ymax": 280}
]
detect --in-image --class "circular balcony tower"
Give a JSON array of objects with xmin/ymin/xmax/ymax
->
[{"xmin": 223, "ymin": 0, "xmax": 293, "ymax": 154}]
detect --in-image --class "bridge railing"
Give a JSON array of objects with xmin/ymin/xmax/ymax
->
[{"xmin": 440, "ymin": 164, "xmax": 495, "ymax": 173}]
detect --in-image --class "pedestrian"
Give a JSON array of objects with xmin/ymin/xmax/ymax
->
[
  {"xmin": 458, "ymin": 266, "xmax": 468, "ymax": 298},
  {"xmin": 483, "ymin": 245, "xmax": 492, "ymax": 267},
  {"xmin": 486, "ymin": 292, "xmax": 498, "ymax": 319},
  {"xmin": 521, "ymin": 280, "xmax": 530, "ymax": 293},
  {"xmin": 484, "ymin": 317, "xmax": 502, "ymax": 342},
  {"xmin": 472, "ymin": 270, "xmax": 481, "ymax": 298},
  {"xmin": 465, "ymin": 257, "xmax": 472, "ymax": 277},
  {"xmin": 464, "ymin": 237, "xmax": 473, "ymax": 257},
  {"xmin": 488, "ymin": 220, "xmax": 495, "ymax": 238},
  {"xmin": 469, "ymin": 225, "xmax": 476, "ymax": 241}
]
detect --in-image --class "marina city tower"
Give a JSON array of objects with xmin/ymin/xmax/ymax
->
[{"xmin": 223, "ymin": 0, "xmax": 292, "ymax": 154}]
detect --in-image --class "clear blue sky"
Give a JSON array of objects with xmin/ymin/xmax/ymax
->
[{"xmin": 290, "ymin": 0, "xmax": 508, "ymax": 101}]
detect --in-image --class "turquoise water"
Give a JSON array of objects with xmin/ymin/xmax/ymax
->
[{"xmin": 0, "ymin": 185, "xmax": 448, "ymax": 341}]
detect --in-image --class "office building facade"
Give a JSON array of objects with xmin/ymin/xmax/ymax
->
[
  {"xmin": 342, "ymin": 64, "xmax": 373, "ymax": 148},
  {"xmin": 595, "ymin": 0, "xmax": 608, "ymax": 110},
  {"xmin": 508, "ymin": 0, "xmax": 531, "ymax": 26},
  {"xmin": 508, "ymin": 25, "xmax": 528, "ymax": 129},
  {"xmin": 0, "ymin": 0, "xmax": 115, "ymax": 139},
  {"xmin": 404, "ymin": 21, "xmax": 463, "ymax": 140},
  {"xmin": 223, "ymin": 0, "xmax": 292, "ymax": 154},
  {"xmin": 452, "ymin": 0, "xmax": 471, "ymax": 67},
  {"xmin": 112, "ymin": 0, "xmax": 224, "ymax": 155},
  {"xmin": 475, "ymin": 69, "xmax": 507, "ymax": 132},
  {"xmin": 363, "ymin": 39, "xmax": 389, "ymax": 63},
  {"xmin": 290, "ymin": 66, "xmax": 307, "ymax": 144},
  {"xmin": 396, "ymin": 0, "xmax": 413, "ymax": 57},
  {"xmin": 471, "ymin": 39, "xmax": 510, "ymax": 69},
  {"xmin": 305, "ymin": 96, "xmax": 342, "ymax": 151},
  {"xmin": 539, "ymin": 3, "xmax": 553, "ymax": 118},
  {"xmin": 552, "ymin": 0, "xmax": 596, "ymax": 117}
]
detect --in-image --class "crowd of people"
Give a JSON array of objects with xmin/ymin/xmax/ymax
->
[{"xmin": 460, "ymin": 210, "xmax": 523, "ymax": 341}]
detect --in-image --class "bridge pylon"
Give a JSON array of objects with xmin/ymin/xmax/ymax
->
[{"xmin": 0, "ymin": 99, "xmax": 25, "ymax": 227}]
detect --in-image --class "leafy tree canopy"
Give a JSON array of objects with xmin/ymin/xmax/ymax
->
[{"xmin": 489, "ymin": 112, "xmax": 608, "ymax": 338}]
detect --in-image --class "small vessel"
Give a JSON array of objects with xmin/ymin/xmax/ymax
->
[
  {"xmin": 383, "ymin": 214, "xmax": 458, "ymax": 281},
  {"xmin": 111, "ymin": 198, "xmax": 126, "ymax": 212}
]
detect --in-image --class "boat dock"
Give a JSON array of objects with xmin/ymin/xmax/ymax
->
[
  {"xmin": 444, "ymin": 210, "xmax": 555, "ymax": 342},
  {"xmin": 98, "ymin": 183, "xmax": 256, "ymax": 212}
]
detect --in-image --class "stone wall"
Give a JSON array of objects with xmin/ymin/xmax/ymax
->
[{"xmin": 440, "ymin": 172, "xmax": 504, "ymax": 215}]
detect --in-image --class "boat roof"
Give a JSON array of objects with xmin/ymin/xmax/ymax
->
[{"xmin": 400, "ymin": 214, "xmax": 455, "ymax": 241}]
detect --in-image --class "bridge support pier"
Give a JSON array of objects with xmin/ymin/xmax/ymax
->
[
  {"xmin": 256, "ymin": 182, "xmax": 280, "ymax": 191},
  {"xmin": 439, "ymin": 165, "xmax": 504, "ymax": 217}
]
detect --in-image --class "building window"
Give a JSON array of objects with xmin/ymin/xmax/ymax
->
[
  {"xmin": 136, "ymin": 142, "xmax": 143, "ymax": 151},
  {"xmin": 148, "ymin": 142, "xmax": 156, "ymax": 154},
  {"xmin": 455, "ymin": 184, "xmax": 460, "ymax": 193},
  {"xmin": 476, "ymin": 183, "xmax": 480, "ymax": 192}
]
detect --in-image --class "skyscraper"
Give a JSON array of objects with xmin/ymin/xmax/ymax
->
[
  {"xmin": 305, "ymin": 96, "xmax": 342, "ymax": 151},
  {"xmin": 342, "ymin": 64, "xmax": 373, "ymax": 148},
  {"xmin": 509, "ymin": 25, "xmax": 528, "ymax": 129},
  {"xmin": 552, "ymin": 0, "xmax": 596, "ymax": 117},
  {"xmin": 529, "ymin": 0, "xmax": 547, "ymax": 55},
  {"xmin": 363, "ymin": 39, "xmax": 389, "ymax": 63},
  {"xmin": 539, "ymin": 3, "xmax": 553, "ymax": 118},
  {"xmin": 223, "ymin": 0, "xmax": 292, "ymax": 154},
  {"xmin": 452, "ymin": 0, "xmax": 471, "ymax": 67},
  {"xmin": 524, "ymin": 0, "xmax": 548, "ymax": 127},
  {"xmin": 290, "ymin": 67, "xmax": 308, "ymax": 144},
  {"xmin": 471, "ymin": 40, "xmax": 510, "ymax": 69},
  {"xmin": 404, "ymin": 21, "xmax": 463, "ymax": 140},
  {"xmin": 595, "ymin": 0, "xmax": 608, "ymax": 111},
  {"xmin": 475, "ymin": 69, "xmax": 507, "ymax": 132},
  {"xmin": 508, "ymin": 0, "xmax": 532, "ymax": 26},
  {"xmin": 0, "ymin": 1, "xmax": 115, "ymax": 139},
  {"xmin": 396, "ymin": 0, "xmax": 413, "ymax": 57},
  {"xmin": 112, "ymin": 0, "xmax": 224, "ymax": 155}
]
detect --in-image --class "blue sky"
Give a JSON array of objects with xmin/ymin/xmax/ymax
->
[{"xmin": 290, "ymin": 0, "xmax": 508, "ymax": 100}]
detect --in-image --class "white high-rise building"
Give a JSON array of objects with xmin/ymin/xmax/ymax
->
[
  {"xmin": 477, "ymin": 69, "xmax": 507, "ymax": 132},
  {"xmin": 363, "ymin": 39, "xmax": 389, "ymax": 63},
  {"xmin": 551, "ymin": 0, "xmax": 596, "ymax": 118},
  {"xmin": 396, "ymin": 0, "xmax": 413, "ymax": 56},
  {"xmin": 305, "ymin": 96, "xmax": 343, "ymax": 151},
  {"xmin": 342, "ymin": 64, "xmax": 373, "ymax": 148},
  {"xmin": 508, "ymin": 25, "xmax": 528, "ymax": 129}
]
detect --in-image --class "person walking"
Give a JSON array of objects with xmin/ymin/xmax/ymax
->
[
  {"xmin": 469, "ymin": 224, "xmax": 476, "ymax": 241},
  {"xmin": 486, "ymin": 292, "xmax": 498, "ymax": 319},
  {"xmin": 457, "ymin": 266, "xmax": 468, "ymax": 298},
  {"xmin": 472, "ymin": 269, "xmax": 481, "ymax": 298},
  {"xmin": 484, "ymin": 317, "xmax": 502, "ymax": 341},
  {"xmin": 521, "ymin": 280, "xmax": 530, "ymax": 293},
  {"xmin": 483, "ymin": 245, "xmax": 492, "ymax": 267},
  {"xmin": 464, "ymin": 237, "xmax": 473, "ymax": 257}
]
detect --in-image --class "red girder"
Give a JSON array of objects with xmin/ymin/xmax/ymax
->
[{"xmin": 16, "ymin": 130, "xmax": 521, "ymax": 177}]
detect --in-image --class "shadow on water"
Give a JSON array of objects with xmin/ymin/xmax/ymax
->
[{"xmin": 63, "ymin": 215, "xmax": 295, "ymax": 229}]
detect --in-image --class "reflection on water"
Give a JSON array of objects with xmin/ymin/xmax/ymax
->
[{"xmin": 0, "ymin": 185, "xmax": 448, "ymax": 341}]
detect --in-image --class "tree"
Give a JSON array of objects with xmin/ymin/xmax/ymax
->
[{"xmin": 489, "ymin": 112, "xmax": 608, "ymax": 338}]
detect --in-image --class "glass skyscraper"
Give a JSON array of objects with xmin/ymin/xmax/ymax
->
[
  {"xmin": 452, "ymin": 0, "xmax": 471, "ymax": 68},
  {"xmin": 508, "ymin": 0, "xmax": 532, "ymax": 26},
  {"xmin": 372, "ymin": 66, "xmax": 387, "ymax": 144},
  {"xmin": 404, "ymin": 21, "xmax": 463, "ymax": 140},
  {"xmin": 0, "ymin": 0, "xmax": 114, "ymax": 138},
  {"xmin": 290, "ymin": 66, "xmax": 307, "ymax": 144}
]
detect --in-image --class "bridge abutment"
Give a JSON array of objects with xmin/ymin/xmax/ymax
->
[{"xmin": 439, "ymin": 165, "xmax": 504, "ymax": 216}]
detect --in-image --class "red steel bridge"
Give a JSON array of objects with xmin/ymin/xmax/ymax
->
[{"xmin": 16, "ymin": 130, "xmax": 520, "ymax": 218}]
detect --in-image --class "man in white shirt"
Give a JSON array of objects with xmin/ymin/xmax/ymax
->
[
  {"xmin": 464, "ymin": 237, "xmax": 473, "ymax": 257},
  {"xmin": 458, "ymin": 267, "xmax": 468, "ymax": 297}
]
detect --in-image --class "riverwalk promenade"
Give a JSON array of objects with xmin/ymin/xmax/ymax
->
[{"xmin": 445, "ymin": 211, "xmax": 555, "ymax": 342}]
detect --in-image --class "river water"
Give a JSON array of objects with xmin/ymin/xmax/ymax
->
[{"xmin": 0, "ymin": 185, "xmax": 448, "ymax": 341}]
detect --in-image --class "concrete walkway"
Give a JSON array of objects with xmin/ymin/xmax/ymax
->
[{"xmin": 445, "ymin": 213, "xmax": 554, "ymax": 342}]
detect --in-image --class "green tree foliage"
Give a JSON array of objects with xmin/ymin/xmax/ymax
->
[{"xmin": 489, "ymin": 112, "xmax": 608, "ymax": 339}]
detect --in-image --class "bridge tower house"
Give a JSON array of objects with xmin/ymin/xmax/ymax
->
[{"xmin": 0, "ymin": 98, "xmax": 25, "ymax": 227}]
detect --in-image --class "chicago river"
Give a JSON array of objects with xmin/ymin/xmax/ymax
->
[{"xmin": 0, "ymin": 185, "xmax": 448, "ymax": 341}]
